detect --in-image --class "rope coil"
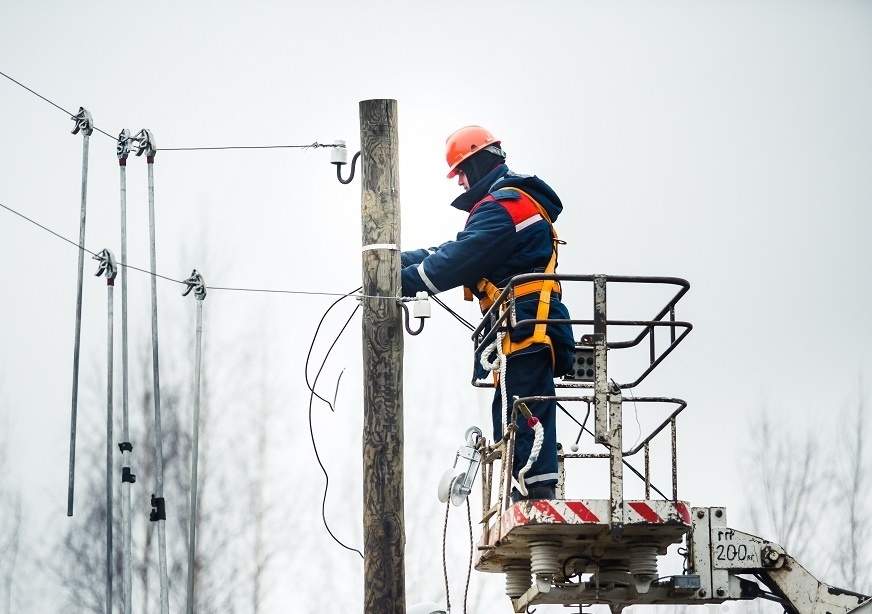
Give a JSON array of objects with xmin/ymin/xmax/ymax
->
[
  {"xmin": 479, "ymin": 331, "xmax": 509, "ymax": 437},
  {"xmin": 480, "ymin": 327, "xmax": 545, "ymax": 497}
]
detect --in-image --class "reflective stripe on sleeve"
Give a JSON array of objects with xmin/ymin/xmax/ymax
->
[
  {"xmin": 515, "ymin": 213, "xmax": 543, "ymax": 233},
  {"xmin": 523, "ymin": 472, "xmax": 559, "ymax": 485},
  {"xmin": 416, "ymin": 262, "xmax": 441, "ymax": 294}
]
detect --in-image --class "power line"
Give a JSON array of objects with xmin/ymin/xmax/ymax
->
[
  {"xmin": 2, "ymin": 69, "xmax": 345, "ymax": 152},
  {"xmin": 0, "ymin": 199, "xmax": 395, "ymax": 300},
  {"xmin": 0, "ymin": 69, "xmax": 116, "ymax": 140},
  {"xmin": 158, "ymin": 143, "xmax": 341, "ymax": 152},
  {"xmin": 431, "ymin": 295, "xmax": 475, "ymax": 331},
  {"xmin": 0, "ymin": 200, "xmax": 98, "ymax": 258}
]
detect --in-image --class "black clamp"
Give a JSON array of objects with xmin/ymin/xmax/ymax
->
[
  {"xmin": 118, "ymin": 441, "xmax": 133, "ymax": 453},
  {"xmin": 150, "ymin": 495, "xmax": 166, "ymax": 522},
  {"xmin": 122, "ymin": 467, "xmax": 136, "ymax": 483}
]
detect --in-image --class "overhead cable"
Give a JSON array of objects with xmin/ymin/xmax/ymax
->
[
  {"xmin": 0, "ymin": 69, "xmax": 115, "ymax": 140},
  {"xmin": 0, "ymin": 200, "xmax": 397, "ymax": 301},
  {"xmin": 2, "ymin": 69, "xmax": 342, "ymax": 153},
  {"xmin": 158, "ymin": 142, "xmax": 341, "ymax": 152}
]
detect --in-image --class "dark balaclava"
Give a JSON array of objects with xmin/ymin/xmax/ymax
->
[{"xmin": 457, "ymin": 146, "xmax": 506, "ymax": 188}]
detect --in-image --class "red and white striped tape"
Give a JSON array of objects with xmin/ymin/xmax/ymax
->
[{"xmin": 497, "ymin": 499, "xmax": 691, "ymax": 537}]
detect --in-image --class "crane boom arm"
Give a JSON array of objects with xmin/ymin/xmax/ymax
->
[{"xmin": 690, "ymin": 507, "xmax": 870, "ymax": 614}]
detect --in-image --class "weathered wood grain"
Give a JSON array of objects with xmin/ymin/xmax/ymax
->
[{"xmin": 359, "ymin": 99, "xmax": 405, "ymax": 614}]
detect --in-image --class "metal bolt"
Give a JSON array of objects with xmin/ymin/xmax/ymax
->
[
  {"xmin": 697, "ymin": 510, "xmax": 705, "ymax": 519},
  {"xmin": 714, "ymin": 509, "xmax": 723, "ymax": 518},
  {"xmin": 717, "ymin": 588, "xmax": 726, "ymax": 597},
  {"xmin": 699, "ymin": 590, "xmax": 707, "ymax": 597}
]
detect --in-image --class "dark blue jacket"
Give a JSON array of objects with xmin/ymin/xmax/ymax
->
[{"xmin": 402, "ymin": 165, "xmax": 575, "ymax": 376}]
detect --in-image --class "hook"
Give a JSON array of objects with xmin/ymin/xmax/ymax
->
[
  {"xmin": 335, "ymin": 151, "xmax": 361, "ymax": 184},
  {"xmin": 398, "ymin": 292, "xmax": 430, "ymax": 335},
  {"xmin": 398, "ymin": 301, "xmax": 425, "ymax": 335}
]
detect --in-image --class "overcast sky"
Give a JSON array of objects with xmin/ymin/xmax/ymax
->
[{"xmin": 2, "ymin": 1, "xmax": 871, "ymax": 612}]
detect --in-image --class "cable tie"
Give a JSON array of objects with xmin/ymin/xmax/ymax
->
[
  {"xmin": 118, "ymin": 442, "xmax": 133, "ymax": 453},
  {"xmin": 361, "ymin": 243, "xmax": 398, "ymax": 252}
]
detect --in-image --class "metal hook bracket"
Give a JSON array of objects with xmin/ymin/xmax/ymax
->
[
  {"xmin": 398, "ymin": 292, "xmax": 430, "ymax": 335},
  {"xmin": 332, "ymin": 140, "xmax": 361, "ymax": 184}
]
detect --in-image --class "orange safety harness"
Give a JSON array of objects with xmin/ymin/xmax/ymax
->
[{"xmin": 464, "ymin": 187, "xmax": 562, "ymax": 365}]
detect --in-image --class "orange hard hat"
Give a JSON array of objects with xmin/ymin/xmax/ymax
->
[{"xmin": 445, "ymin": 125, "xmax": 500, "ymax": 178}]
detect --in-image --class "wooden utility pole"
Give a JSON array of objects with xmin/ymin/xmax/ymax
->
[{"xmin": 359, "ymin": 99, "xmax": 405, "ymax": 613}]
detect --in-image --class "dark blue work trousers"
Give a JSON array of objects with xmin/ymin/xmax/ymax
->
[{"xmin": 491, "ymin": 347, "xmax": 558, "ymax": 488}]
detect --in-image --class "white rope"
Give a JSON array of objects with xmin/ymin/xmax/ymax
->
[
  {"xmin": 517, "ymin": 420, "xmax": 544, "ymax": 493},
  {"xmin": 479, "ymin": 332, "xmax": 508, "ymax": 437},
  {"xmin": 481, "ymin": 329, "xmax": 540, "ymax": 496}
]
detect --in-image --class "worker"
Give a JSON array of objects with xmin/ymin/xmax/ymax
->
[{"xmin": 401, "ymin": 126, "xmax": 575, "ymax": 501}]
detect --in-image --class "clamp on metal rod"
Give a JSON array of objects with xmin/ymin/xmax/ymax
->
[
  {"xmin": 93, "ymin": 248, "xmax": 118, "ymax": 281},
  {"xmin": 149, "ymin": 495, "xmax": 166, "ymax": 521},
  {"xmin": 133, "ymin": 129, "xmax": 156, "ymax": 158},
  {"xmin": 331, "ymin": 140, "xmax": 361, "ymax": 184},
  {"xmin": 117, "ymin": 129, "xmax": 132, "ymax": 162},
  {"xmin": 71, "ymin": 107, "xmax": 94, "ymax": 136},
  {"xmin": 438, "ymin": 426, "xmax": 483, "ymax": 506},
  {"xmin": 181, "ymin": 270, "xmax": 206, "ymax": 301}
]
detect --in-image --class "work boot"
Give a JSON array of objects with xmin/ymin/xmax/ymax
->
[{"xmin": 511, "ymin": 486, "xmax": 556, "ymax": 503}]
